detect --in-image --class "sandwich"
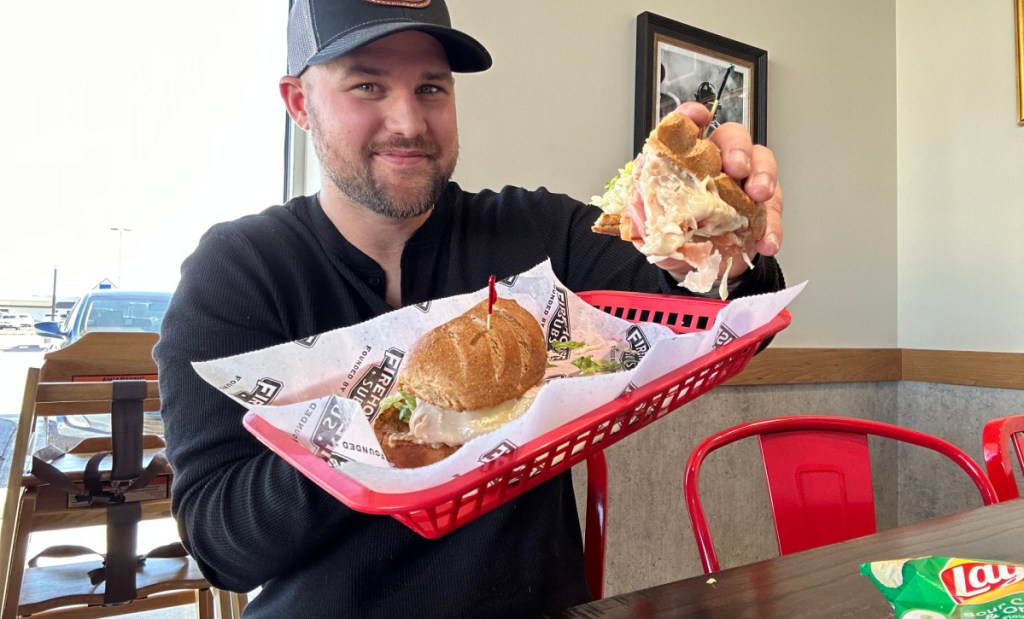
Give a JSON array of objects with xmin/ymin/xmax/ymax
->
[
  {"xmin": 373, "ymin": 298, "xmax": 547, "ymax": 469},
  {"xmin": 590, "ymin": 112, "xmax": 767, "ymax": 296}
]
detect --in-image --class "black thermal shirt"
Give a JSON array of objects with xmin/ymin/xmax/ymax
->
[{"xmin": 154, "ymin": 182, "xmax": 784, "ymax": 618}]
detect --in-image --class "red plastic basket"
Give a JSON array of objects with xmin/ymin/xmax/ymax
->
[{"xmin": 243, "ymin": 291, "xmax": 791, "ymax": 538}]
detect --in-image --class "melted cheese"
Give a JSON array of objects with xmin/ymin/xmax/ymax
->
[{"xmin": 408, "ymin": 386, "xmax": 542, "ymax": 447}]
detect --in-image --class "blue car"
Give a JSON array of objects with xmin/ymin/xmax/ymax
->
[
  {"xmin": 35, "ymin": 289, "xmax": 172, "ymax": 348},
  {"xmin": 34, "ymin": 289, "xmax": 172, "ymax": 450}
]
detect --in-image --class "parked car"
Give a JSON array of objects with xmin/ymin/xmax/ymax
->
[
  {"xmin": 0, "ymin": 313, "xmax": 17, "ymax": 330},
  {"xmin": 0, "ymin": 312, "xmax": 33, "ymax": 330},
  {"xmin": 35, "ymin": 289, "xmax": 172, "ymax": 349},
  {"xmin": 34, "ymin": 289, "xmax": 172, "ymax": 450}
]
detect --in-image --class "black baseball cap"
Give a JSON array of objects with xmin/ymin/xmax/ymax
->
[{"xmin": 287, "ymin": 0, "xmax": 492, "ymax": 77}]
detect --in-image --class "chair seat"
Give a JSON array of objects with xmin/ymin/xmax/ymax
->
[
  {"xmin": 19, "ymin": 557, "xmax": 209, "ymax": 615},
  {"xmin": 24, "ymin": 447, "xmax": 173, "ymax": 533},
  {"xmin": 25, "ymin": 448, "xmax": 172, "ymax": 487}
]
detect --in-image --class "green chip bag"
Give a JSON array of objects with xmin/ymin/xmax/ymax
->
[{"xmin": 861, "ymin": 557, "xmax": 1024, "ymax": 618}]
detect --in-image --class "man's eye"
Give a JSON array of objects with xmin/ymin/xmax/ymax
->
[
  {"xmin": 418, "ymin": 85, "xmax": 443, "ymax": 95},
  {"xmin": 353, "ymin": 83, "xmax": 378, "ymax": 93}
]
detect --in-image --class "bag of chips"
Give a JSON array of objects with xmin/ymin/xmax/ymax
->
[{"xmin": 861, "ymin": 557, "xmax": 1024, "ymax": 618}]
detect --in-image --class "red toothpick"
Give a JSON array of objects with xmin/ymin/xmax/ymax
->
[{"xmin": 486, "ymin": 274, "xmax": 497, "ymax": 330}]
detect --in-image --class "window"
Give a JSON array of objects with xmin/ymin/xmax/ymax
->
[
  {"xmin": 0, "ymin": 1, "xmax": 290, "ymax": 298},
  {"xmin": 0, "ymin": 2, "xmax": 291, "ymax": 566}
]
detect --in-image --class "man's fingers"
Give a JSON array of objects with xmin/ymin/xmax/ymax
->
[
  {"xmin": 755, "ymin": 183, "xmax": 784, "ymax": 256},
  {"xmin": 744, "ymin": 144, "xmax": 778, "ymax": 203},
  {"xmin": 709, "ymin": 122, "xmax": 754, "ymax": 179},
  {"xmin": 673, "ymin": 102, "xmax": 712, "ymax": 129}
]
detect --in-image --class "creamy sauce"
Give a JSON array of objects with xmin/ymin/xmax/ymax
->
[
  {"xmin": 408, "ymin": 386, "xmax": 542, "ymax": 446},
  {"xmin": 637, "ymin": 148, "xmax": 747, "ymax": 292}
]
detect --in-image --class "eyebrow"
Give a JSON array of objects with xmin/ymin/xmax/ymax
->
[{"xmin": 341, "ymin": 64, "xmax": 453, "ymax": 82}]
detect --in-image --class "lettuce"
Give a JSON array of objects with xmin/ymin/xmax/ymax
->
[
  {"xmin": 571, "ymin": 356, "xmax": 625, "ymax": 376},
  {"xmin": 379, "ymin": 390, "xmax": 418, "ymax": 424},
  {"xmin": 589, "ymin": 160, "xmax": 635, "ymax": 214}
]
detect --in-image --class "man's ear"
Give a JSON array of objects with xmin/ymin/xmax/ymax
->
[{"xmin": 280, "ymin": 76, "xmax": 310, "ymax": 130}]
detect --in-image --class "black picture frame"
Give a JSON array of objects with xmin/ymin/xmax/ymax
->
[{"xmin": 634, "ymin": 12, "xmax": 768, "ymax": 154}]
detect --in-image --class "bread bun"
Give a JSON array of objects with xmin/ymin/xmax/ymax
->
[
  {"xmin": 712, "ymin": 173, "xmax": 766, "ymax": 257},
  {"xmin": 398, "ymin": 298, "xmax": 546, "ymax": 412},
  {"xmin": 591, "ymin": 211, "xmax": 623, "ymax": 237},
  {"xmin": 649, "ymin": 113, "xmax": 721, "ymax": 180},
  {"xmin": 371, "ymin": 297, "xmax": 546, "ymax": 468},
  {"xmin": 373, "ymin": 405, "xmax": 459, "ymax": 469}
]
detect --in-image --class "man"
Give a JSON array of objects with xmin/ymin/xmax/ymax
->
[{"xmin": 154, "ymin": 1, "xmax": 785, "ymax": 617}]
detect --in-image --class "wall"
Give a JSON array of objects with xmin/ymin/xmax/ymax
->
[
  {"xmin": 447, "ymin": 0, "xmax": 1023, "ymax": 598},
  {"xmin": 450, "ymin": 0, "xmax": 899, "ymax": 349},
  {"xmin": 896, "ymin": 0, "xmax": 1024, "ymax": 352},
  {"xmin": 572, "ymin": 383, "xmax": 901, "ymax": 594},
  {"xmin": 445, "ymin": 5, "xmax": 1022, "ymax": 594},
  {"xmin": 898, "ymin": 382, "xmax": 1024, "ymax": 522},
  {"xmin": 299, "ymin": 0, "xmax": 902, "ymax": 347},
  {"xmin": 292, "ymin": 0, "xmax": 1024, "ymax": 598},
  {"xmin": 569, "ymin": 381, "xmax": 1024, "ymax": 596},
  {"xmin": 299, "ymin": 2, "xmax": 1023, "ymax": 350}
]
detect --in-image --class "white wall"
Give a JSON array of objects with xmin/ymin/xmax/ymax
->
[
  {"xmin": 449, "ymin": 0, "xmax": 899, "ymax": 348},
  {"xmin": 897, "ymin": 0, "xmax": 1024, "ymax": 352},
  {"xmin": 302, "ymin": 1, "xmax": 1024, "ymax": 353}
]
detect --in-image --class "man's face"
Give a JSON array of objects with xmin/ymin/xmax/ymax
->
[{"xmin": 303, "ymin": 31, "xmax": 459, "ymax": 218}]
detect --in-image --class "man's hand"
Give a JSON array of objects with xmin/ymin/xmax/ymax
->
[
  {"xmin": 686, "ymin": 103, "xmax": 783, "ymax": 258},
  {"xmin": 629, "ymin": 102, "xmax": 784, "ymax": 283}
]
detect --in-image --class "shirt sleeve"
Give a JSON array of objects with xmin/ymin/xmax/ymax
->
[{"xmin": 153, "ymin": 223, "xmax": 359, "ymax": 592}]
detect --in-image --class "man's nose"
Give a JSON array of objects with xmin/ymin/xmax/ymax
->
[{"xmin": 383, "ymin": 93, "xmax": 427, "ymax": 137}]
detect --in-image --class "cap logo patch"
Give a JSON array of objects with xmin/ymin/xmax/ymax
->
[{"xmin": 365, "ymin": 0, "xmax": 431, "ymax": 7}]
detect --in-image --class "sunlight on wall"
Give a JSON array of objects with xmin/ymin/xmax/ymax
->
[{"xmin": 0, "ymin": 2, "xmax": 288, "ymax": 299}]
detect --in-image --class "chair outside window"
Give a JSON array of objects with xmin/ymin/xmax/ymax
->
[
  {"xmin": 683, "ymin": 415, "xmax": 1000, "ymax": 574},
  {"xmin": 982, "ymin": 414, "xmax": 1024, "ymax": 501}
]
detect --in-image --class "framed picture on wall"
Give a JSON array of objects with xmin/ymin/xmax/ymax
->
[{"xmin": 634, "ymin": 12, "xmax": 768, "ymax": 154}]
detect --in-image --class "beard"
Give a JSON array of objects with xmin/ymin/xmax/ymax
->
[{"xmin": 307, "ymin": 106, "xmax": 457, "ymax": 219}]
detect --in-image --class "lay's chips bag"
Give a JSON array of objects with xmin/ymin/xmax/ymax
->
[{"xmin": 861, "ymin": 557, "xmax": 1024, "ymax": 618}]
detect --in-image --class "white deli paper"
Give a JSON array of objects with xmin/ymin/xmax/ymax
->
[{"xmin": 192, "ymin": 260, "xmax": 805, "ymax": 495}]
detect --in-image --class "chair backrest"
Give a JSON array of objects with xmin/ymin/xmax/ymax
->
[
  {"xmin": 683, "ymin": 416, "xmax": 1000, "ymax": 574},
  {"xmin": 38, "ymin": 334, "xmax": 161, "ymax": 440},
  {"xmin": 40, "ymin": 331, "xmax": 159, "ymax": 383},
  {"xmin": 982, "ymin": 414, "xmax": 1024, "ymax": 501},
  {"xmin": 8, "ymin": 334, "xmax": 161, "ymax": 527}
]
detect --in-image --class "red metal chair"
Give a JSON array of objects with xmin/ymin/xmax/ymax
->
[
  {"xmin": 982, "ymin": 414, "xmax": 1024, "ymax": 501},
  {"xmin": 583, "ymin": 452, "xmax": 608, "ymax": 599},
  {"xmin": 683, "ymin": 416, "xmax": 1000, "ymax": 574}
]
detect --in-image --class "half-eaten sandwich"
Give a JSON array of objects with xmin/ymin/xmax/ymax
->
[{"xmin": 590, "ymin": 112, "xmax": 767, "ymax": 296}]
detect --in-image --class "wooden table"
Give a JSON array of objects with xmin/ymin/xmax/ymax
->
[{"xmin": 547, "ymin": 499, "xmax": 1024, "ymax": 618}]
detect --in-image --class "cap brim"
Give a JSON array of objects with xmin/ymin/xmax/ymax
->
[{"xmin": 302, "ymin": 22, "xmax": 492, "ymax": 76}]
